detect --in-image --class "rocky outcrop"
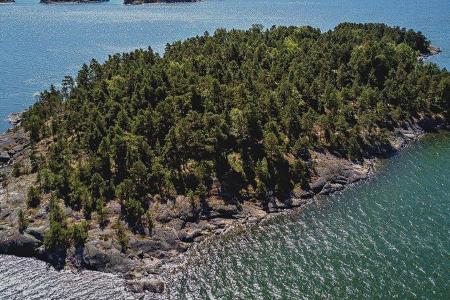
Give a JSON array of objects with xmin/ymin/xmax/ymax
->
[
  {"xmin": 419, "ymin": 45, "xmax": 442, "ymax": 61},
  {"xmin": 0, "ymin": 127, "xmax": 29, "ymax": 166},
  {"xmin": 126, "ymin": 278, "xmax": 164, "ymax": 293},
  {"xmin": 7, "ymin": 113, "xmax": 22, "ymax": 127},
  {"xmin": 40, "ymin": 0, "xmax": 108, "ymax": 3},
  {"xmin": 0, "ymin": 152, "xmax": 10, "ymax": 163},
  {"xmin": 0, "ymin": 227, "xmax": 42, "ymax": 257},
  {"xmin": 310, "ymin": 152, "xmax": 373, "ymax": 195},
  {"xmin": 80, "ymin": 241, "xmax": 138, "ymax": 273}
]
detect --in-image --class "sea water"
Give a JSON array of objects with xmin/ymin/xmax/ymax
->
[{"xmin": 0, "ymin": 0, "xmax": 449, "ymax": 299}]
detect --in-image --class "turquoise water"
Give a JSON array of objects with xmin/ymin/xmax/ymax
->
[
  {"xmin": 168, "ymin": 132, "xmax": 450, "ymax": 299},
  {"xmin": 1, "ymin": 0, "xmax": 450, "ymax": 299}
]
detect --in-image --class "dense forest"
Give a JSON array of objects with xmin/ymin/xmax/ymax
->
[{"xmin": 20, "ymin": 23, "xmax": 449, "ymax": 251}]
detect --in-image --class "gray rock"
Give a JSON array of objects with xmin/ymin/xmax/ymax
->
[
  {"xmin": 331, "ymin": 174, "xmax": 348, "ymax": 185},
  {"xmin": 289, "ymin": 197, "xmax": 307, "ymax": 207},
  {"xmin": 0, "ymin": 151, "xmax": 10, "ymax": 163},
  {"xmin": 82, "ymin": 241, "xmax": 133, "ymax": 273},
  {"xmin": 125, "ymin": 280, "xmax": 144, "ymax": 293},
  {"xmin": 129, "ymin": 239, "xmax": 170, "ymax": 254},
  {"xmin": 179, "ymin": 228, "xmax": 202, "ymax": 242},
  {"xmin": 154, "ymin": 196, "xmax": 197, "ymax": 223},
  {"xmin": 142, "ymin": 278, "xmax": 164, "ymax": 293},
  {"xmin": 126, "ymin": 278, "xmax": 164, "ymax": 294},
  {"xmin": 0, "ymin": 206, "xmax": 13, "ymax": 220},
  {"xmin": 210, "ymin": 203, "xmax": 239, "ymax": 218},
  {"xmin": 82, "ymin": 242, "xmax": 110, "ymax": 270},
  {"xmin": 152, "ymin": 227, "xmax": 179, "ymax": 247},
  {"xmin": 24, "ymin": 226, "xmax": 45, "ymax": 241},
  {"xmin": 292, "ymin": 188, "xmax": 314, "ymax": 199},
  {"xmin": 0, "ymin": 228, "xmax": 42, "ymax": 257},
  {"xmin": 320, "ymin": 182, "xmax": 344, "ymax": 195},
  {"xmin": 310, "ymin": 179, "xmax": 326, "ymax": 193}
]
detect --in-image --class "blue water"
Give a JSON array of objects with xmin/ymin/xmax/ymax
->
[
  {"xmin": 1, "ymin": 0, "xmax": 449, "ymax": 133},
  {"xmin": 1, "ymin": 1, "xmax": 450, "ymax": 299}
]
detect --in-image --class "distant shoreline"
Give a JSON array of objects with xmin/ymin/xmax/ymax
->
[
  {"xmin": 37, "ymin": 0, "xmax": 199, "ymax": 4},
  {"xmin": 124, "ymin": 0, "xmax": 199, "ymax": 5},
  {"xmin": 40, "ymin": 0, "xmax": 108, "ymax": 4}
]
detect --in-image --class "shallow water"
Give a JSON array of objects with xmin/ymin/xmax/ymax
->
[{"xmin": 1, "ymin": 0, "xmax": 450, "ymax": 299}]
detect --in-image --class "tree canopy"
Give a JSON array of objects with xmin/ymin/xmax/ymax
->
[{"xmin": 22, "ymin": 23, "xmax": 449, "ymax": 231}]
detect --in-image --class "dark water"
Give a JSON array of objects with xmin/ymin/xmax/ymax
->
[
  {"xmin": 168, "ymin": 133, "xmax": 450, "ymax": 299},
  {"xmin": 1, "ymin": 0, "xmax": 450, "ymax": 299}
]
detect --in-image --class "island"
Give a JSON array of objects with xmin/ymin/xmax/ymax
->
[
  {"xmin": 0, "ymin": 23, "xmax": 448, "ymax": 294},
  {"xmin": 0, "ymin": 0, "xmax": 15, "ymax": 3},
  {"xmin": 40, "ymin": 0, "xmax": 108, "ymax": 4},
  {"xmin": 124, "ymin": 0, "xmax": 198, "ymax": 5}
]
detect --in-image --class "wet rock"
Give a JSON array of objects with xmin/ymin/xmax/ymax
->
[
  {"xmin": 320, "ymin": 182, "xmax": 344, "ymax": 195},
  {"xmin": 289, "ymin": 197, "xmax": 307, "ymax": 207}
]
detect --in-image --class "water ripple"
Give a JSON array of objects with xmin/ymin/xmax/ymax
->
[{"xmin": 167, "ymin": 133, "xmax": 450, "ymax": 299}]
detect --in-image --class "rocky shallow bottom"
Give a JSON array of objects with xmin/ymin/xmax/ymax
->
[{"xmin": 0, "ymin": 116, "xmax": 447, "ymax": 296}]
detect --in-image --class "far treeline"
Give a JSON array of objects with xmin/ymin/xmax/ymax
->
[{"xmin": 21, "ymin": 23, "xmax": 449, "ymax": 250}]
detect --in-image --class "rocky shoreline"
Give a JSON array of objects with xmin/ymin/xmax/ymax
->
[
  {"xmin": 419, "ymin": 45, "xmax": 442, "ymax": 61},
  {"xmin": 0, "ymin": 110, "xmax": 447, "ymax": 296}
]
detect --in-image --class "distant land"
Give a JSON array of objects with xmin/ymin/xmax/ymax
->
[
  {"xmin": 125, "ymin": 0, "xmax": 198, "ymax": 4},
  {"xmin": 39, "ymin": 0, "xmax": 198, "ymax": 4},
  {"xmin": 0, "ymin": 0, "xmax": 15, "ymax": 3},
  {"xmin": 40, "ymin": 0, "xmax": 108, "ymax": 3}
]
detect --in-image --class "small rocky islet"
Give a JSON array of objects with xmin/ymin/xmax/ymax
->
[
  {"xmin": 125, "ymin": 0, "xmax": 198, "ymax": 5},
  {"xmin": 40, "ymin": 0, "xmax": 108, "ymax": 3},
  {"xmin": 0, "ymin": 23, "xmax": 448, "ymax": 295},
  {"xmin": 38, "ymin": 0, "xmax": 198, "ymax": 4}
]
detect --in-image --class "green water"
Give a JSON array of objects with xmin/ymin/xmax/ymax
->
[{"xmin": 169, "ymin": 133, "xmax": 450, "ymax": 299}]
